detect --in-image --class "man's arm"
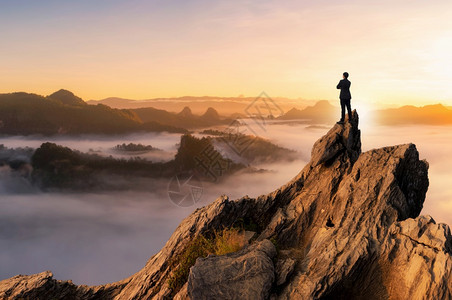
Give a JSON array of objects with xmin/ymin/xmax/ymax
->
[{"xmin": 336, "ymin": 80, "xmax": 342, "ymax": 89}]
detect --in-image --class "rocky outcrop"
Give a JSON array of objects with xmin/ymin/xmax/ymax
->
[
  {"xmin": 378, "ymin": 216, "xmax": 452, "ymax": 300},
  {"xmin": 310, "ymin": 112, "xmax": 360, "ymax": 166},
  {"xmin": 1, "ymin": 110, "xmax": 451, "ymax": 299}
]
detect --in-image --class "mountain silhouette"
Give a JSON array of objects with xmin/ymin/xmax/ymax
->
[
  {"xmin": 177, "ymin": 106, "xmax": 195, "ymax": 119},
  {"xmin": 200, "ymin": 107, "xmax": 220, "ymax": 121},
  {"xmin": 376, "ymin": 103, "xmax": 452, "ymax": 125},
  {"xmin": 87, "ymin": 96, "xmax": 311, "ymax": 116},
  {"xmin": 0, "ymin": 91, "xmax": 185, "ymax": 135},
  {"xmin": 48, "ymin": 89, "xmax": 87, "ymax": 107},
  {"xmin": 133, "ymin": 106, "xmax": 230, "ymax": 129}
]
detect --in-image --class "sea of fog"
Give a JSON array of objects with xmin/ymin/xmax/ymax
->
[{"xmin": 0, "ymin": 123, "xmax": 451, "ymax": 285}]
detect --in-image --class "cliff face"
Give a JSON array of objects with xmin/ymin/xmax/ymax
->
[{"xmin": 1, "ymin": 111, "xmax": 451, "ymax": 300}]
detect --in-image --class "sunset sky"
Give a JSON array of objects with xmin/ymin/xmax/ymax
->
[{"xmin": 1, "ymin": 0, "xmax": 452, "ymax": 106}]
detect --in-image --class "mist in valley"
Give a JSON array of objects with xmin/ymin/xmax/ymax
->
[
  {"xmin": 0, "ymin": 132, "xmax": 181, "ymax": 163},
  {"xmin": 0, "ymin": 122, "xmax": 451, "ymax": 286}
]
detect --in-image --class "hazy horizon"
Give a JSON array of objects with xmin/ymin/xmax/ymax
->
[
  {"xmin": 2, "ymin": 1, "xmax": 452, "ymax": 106},
  {"xmin": 3, "ymin": 88, "xmax": 451, "ymax": 112}
]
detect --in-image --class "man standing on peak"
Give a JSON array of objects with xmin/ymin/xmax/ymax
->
[{"xmin": 336, "ymin": 72, "xmax": 352, "ymax": 124}]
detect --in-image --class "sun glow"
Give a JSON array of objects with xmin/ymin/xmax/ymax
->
[
  {"xmin": 1, "ymin": 1, "xmax": 452, "ymax": 105},
  {"xmin": 352, "ymin": 100, "xmax": 375, "ymax": 129}
]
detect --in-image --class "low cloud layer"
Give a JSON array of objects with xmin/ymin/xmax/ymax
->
[
  {"xmin": 0, "ymin": 132, "xmax": 181, "ymax": 162},
  {"xmin": 0, "ymin": 123, "xmax": 451, "ymax": 286}
]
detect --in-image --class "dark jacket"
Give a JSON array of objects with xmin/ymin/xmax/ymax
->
[{"xmin": 337, "ymin": 79, "xmax": 351, "ymax": 99}]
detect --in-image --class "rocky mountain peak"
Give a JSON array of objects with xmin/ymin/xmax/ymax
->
[
  {"xmin": 1, "ymin": 110, "xmax": 450, "ymax": 300},
  {"xmin": 310, "ymin": 109, "xmax": 361, "ymax": 166}
]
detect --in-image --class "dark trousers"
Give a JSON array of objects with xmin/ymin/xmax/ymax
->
[{"xmin": 340, "ymin": 98, "xmax": 352, "ymax": 121}]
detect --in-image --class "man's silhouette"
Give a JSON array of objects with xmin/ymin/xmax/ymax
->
[{"xmin": 336, "ymin": 72, "xmax": 352, "ymax": 124}]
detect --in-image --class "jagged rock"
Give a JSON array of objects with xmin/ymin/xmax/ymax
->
[
  {"xmin": 275, "ymin": 258, "xmax": 296, "ymax": 286},
  {"xmin": 187, "ymin": 239, "xmax": 276, "ymax": 300},
  {"xmin": 393, "ymin": 215, "xmax": 452, "ymax": 253},
  {"xmin": 376, "ymin": 215, "xmax": 452, "ymax": 300},
  {"xmin": 1, "ymin": 109, "xmax": 451, "ymax": 299}
]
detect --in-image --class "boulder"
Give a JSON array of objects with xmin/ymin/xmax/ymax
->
[{"xmin": 187, "ymin": 240, "xmax": 276, "ymax": 300}]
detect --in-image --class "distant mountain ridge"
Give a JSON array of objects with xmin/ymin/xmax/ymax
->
[
  {"xmin": 87, "ymin": 95, "xmax": 452, "ymax": 126},
  {"xmin": 278, "ymin": 100, "xmax": 337, "ymax": 124},
  {"xmin": 279, "ymin": 101, "xmax": 452, "ymax": 125},
  {"xmin": 132, "ymin": 106, "xmax": 231, "ymax": 129},
  {"xmin": 2, "ymin": 89, "xmax": 452, "ymax": 134},
  {"xmin": 88, "ymin": 96, "xmax": 313, "ymax": 115},
  {"xmin": 375, "ymin": 103, "xmax": 452, "ymax": 125},
  {"xmin": 0, "ymin": 89, "xmax": 256, "ymax": 135},
  {"xmin": 0, "ymin": 89, "xmax": 285, "ymax": 134},
  {"xmin": 0, "ymin": 91, "xmax": 185, "ymax": 135}
]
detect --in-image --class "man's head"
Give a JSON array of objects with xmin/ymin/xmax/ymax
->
[{"xmin": 343, "ymin": 72, "xmax": 349, "ymax": 79}]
